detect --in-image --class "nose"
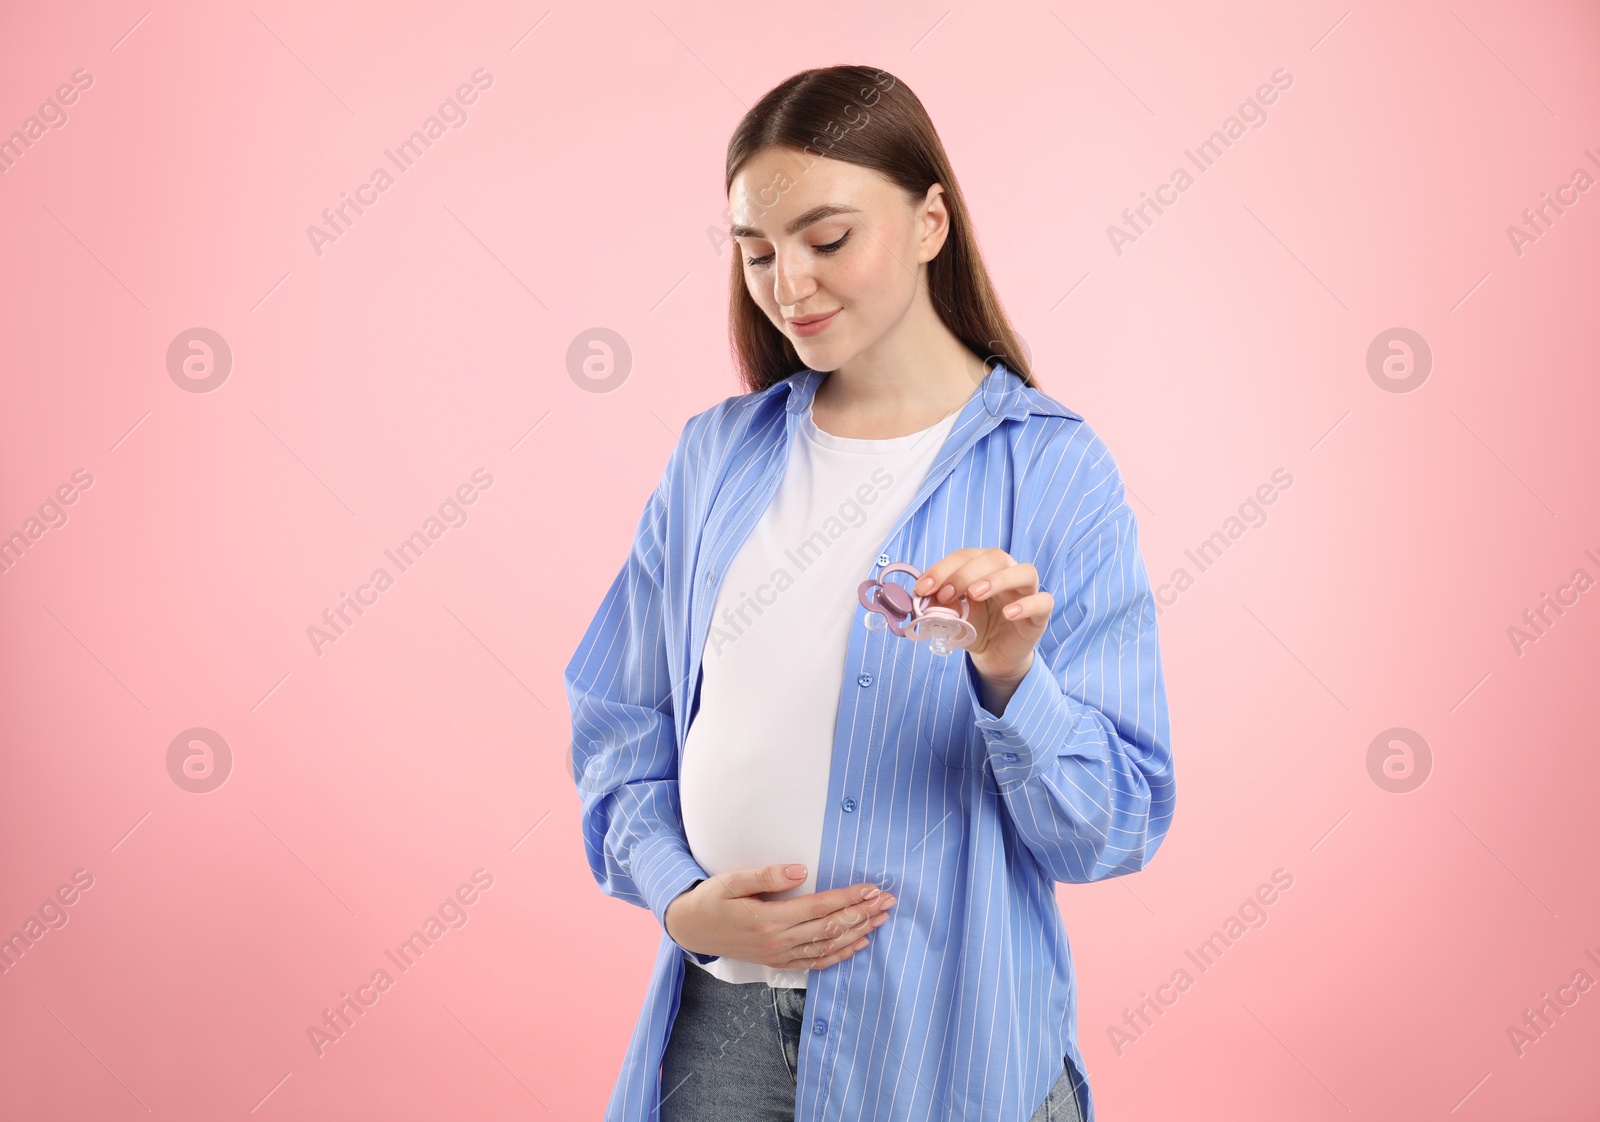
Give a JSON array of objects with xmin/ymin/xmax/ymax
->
[{"xmin": 771, "ymin": 249, "xmax": 817, "ymax": 310}]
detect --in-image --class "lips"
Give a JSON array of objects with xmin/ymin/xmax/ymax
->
[
  {"xmin": 787, "ymin": 308, "xmax": 841, "ymax": 338},
  {"xmin": 788, "ymin": 309, "xmax": 840, "ymax": 326}
]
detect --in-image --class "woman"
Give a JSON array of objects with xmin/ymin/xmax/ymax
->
[{"xmin": 566, "ymin": 64, "xmax": 1175, "ymax": 1122}]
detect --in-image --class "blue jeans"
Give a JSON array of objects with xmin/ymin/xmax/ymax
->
[{"xmin": 661, "ymin": 953, "xmax": 1084, "ymax": 1121}]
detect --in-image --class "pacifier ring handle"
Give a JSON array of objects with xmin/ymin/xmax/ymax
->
[
  {"xmin": 859, "ymin": 559, "xmax": 978, "ymax": 654},
  {"xmin": 859, "ymin": 565, "xmax": 921, "ymax": 639}
]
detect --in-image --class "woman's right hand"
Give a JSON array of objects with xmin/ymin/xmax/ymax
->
[{"xmin": 664, "ymin": 864, "xmax": 897, "ymax": 970}]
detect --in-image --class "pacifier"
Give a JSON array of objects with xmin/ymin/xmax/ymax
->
[{"xmin": 857, "ymin": 561, "xmax": 978, "ymax": 657}]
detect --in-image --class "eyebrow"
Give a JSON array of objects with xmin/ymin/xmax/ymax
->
[{"xmin": 729, "ymin": 204, "xmax": 860, "ymax": 240}]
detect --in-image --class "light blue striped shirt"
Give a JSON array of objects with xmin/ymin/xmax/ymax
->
[{"xmin": 566, "ymin": 361, "xmax": 1175, "ymax": 1122}]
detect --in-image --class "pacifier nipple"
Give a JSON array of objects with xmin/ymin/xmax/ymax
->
[{"xmin": 908, "ymin": 607, "xmax": 978, "ymax": 656}]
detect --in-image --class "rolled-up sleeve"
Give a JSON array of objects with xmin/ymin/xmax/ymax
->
[
  {"xmin": 565, "ymin": 468, "xmax": 719, "ymax": 966},
  {"xmin": 960, "ymin": 460, "xmax": 1175, "ymax": 884}
]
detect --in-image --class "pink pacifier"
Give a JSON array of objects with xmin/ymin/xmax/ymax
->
[{"xmin": 857, "ymin": 561, "xmax": 978, "ymax": 657}]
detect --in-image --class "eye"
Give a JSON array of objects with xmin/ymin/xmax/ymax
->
[
  {"xmin": 816, "ymin": 230, "xmax": 851, "ymax": 255},
  {"xmin": 744, "ymin": 229, "xmax": 852, "ymax": 268}
]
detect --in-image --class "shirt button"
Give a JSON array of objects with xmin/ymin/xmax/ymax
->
[
  {"xmin": 876, "ymin": 553, "xmax": 890, "ymax": 566},
  {"xmin": 703, "ymin": 569, "xmax": 716, "ymax": 586},
  {"xmin": 857, "ymin": 673, "xmax": 872, "ymax": 687},
  {"xmin": 1003, "ymin": 752, "xmax": 1019, "ymax": 762},
  {"xmin": 812, "ymin": 1019, "xmax": 827, "ymax": 1035},
  {"xmin": 841, "ymin": 796, "xmax": 856, "ymax": 812}
]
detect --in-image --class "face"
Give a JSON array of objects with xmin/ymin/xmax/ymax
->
[{"xmin": 728, "ymin": 147, "xmax": 949, "ymax": 372}]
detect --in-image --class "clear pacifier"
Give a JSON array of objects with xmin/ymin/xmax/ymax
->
[{"xmin": 857, "ymin": 561, "xmax": 978, "ymax": 657}]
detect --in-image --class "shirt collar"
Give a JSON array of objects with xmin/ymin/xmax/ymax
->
[{"xmin": 777, "ymin": 361, "xmax": 1077, "ymax": 423}]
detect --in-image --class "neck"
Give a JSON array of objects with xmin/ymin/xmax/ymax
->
[{"xmin": 810, "ymin": 308, "xmax": 992, "ymax": 439}]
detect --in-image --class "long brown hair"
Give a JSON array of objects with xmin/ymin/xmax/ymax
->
[{"xmin": 724, "ymin": 64, "xmax": 1037, "ymax": 395}]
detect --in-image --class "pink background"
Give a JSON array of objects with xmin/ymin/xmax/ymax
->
[{"xmin": 2, "ymin": 1, "xmax": 1597, "ymax": 1118}]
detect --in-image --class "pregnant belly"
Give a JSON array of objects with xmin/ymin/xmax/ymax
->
[{"xmin": 679, "ymin": 722, "xmax": 830, "ymax": 896}]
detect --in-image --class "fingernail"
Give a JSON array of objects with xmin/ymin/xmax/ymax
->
[
  {"xmin": 862, "ymin": 886, "xmax": 880, "ymax": 900},
  {"xmin": 787, "ymin": 864, "xmax": 806, "ymax": 878},
  {"xmin": 970, "ymin": 580, "xmax": 990, "ymax": 596}
]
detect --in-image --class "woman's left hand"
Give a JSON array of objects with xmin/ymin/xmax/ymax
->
[{"xmin": 913, "ymin": 548, "xmax": 1051, "ymax": 685}]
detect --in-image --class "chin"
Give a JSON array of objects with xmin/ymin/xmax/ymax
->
[{"xmin": 793, "ymin": 342, "xmax": 852, "ymax": 373}]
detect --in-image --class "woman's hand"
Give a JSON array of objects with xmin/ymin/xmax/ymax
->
[
  {"xmin": 664, "ymin": 865, "xmax": 897, "ymax": 970},
  {"xmin": 913, "ymin": 547, "xmax": 1051, "ymax": 692}
]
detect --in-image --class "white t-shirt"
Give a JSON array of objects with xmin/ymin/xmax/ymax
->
[{"xmin": 679, "ymin": 394, "xmax": 961, "ymax": 988}]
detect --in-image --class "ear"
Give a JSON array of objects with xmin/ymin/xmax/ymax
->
[{"xmin": 917, "ymin": 182, "xmax": 952, "ymax": 263}]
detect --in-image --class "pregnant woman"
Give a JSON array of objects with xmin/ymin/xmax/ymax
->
[{"xmin": 566, "ymin": 64, "xmax": 1175, "ymax": 1122}]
